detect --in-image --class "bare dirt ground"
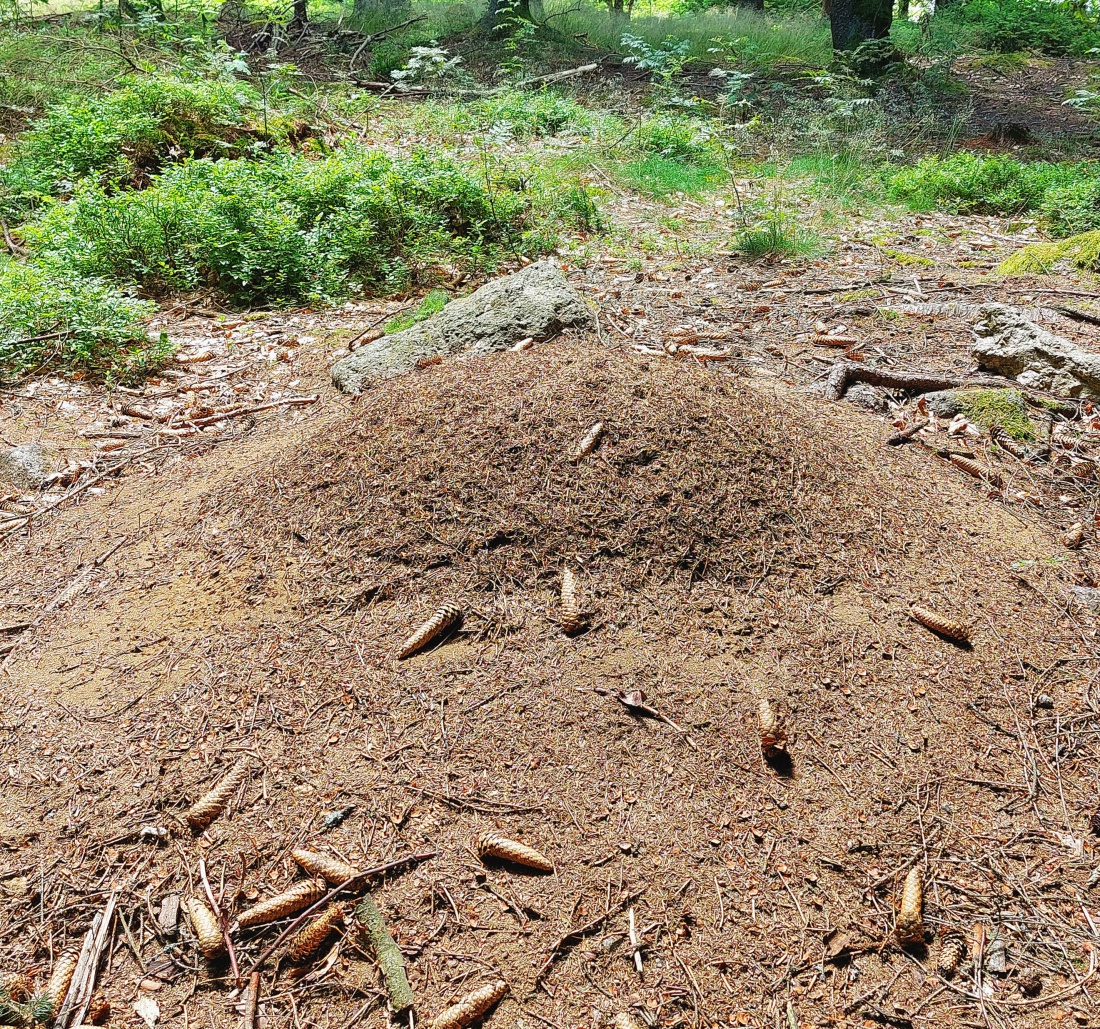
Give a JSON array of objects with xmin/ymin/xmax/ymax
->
[{"xmin": 2, "ymin": 195, "xmax": 1100, "ymax": 1029}]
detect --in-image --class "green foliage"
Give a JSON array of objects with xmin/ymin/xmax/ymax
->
[
  {"xmin": 1040, "ymin": 180, "xmax": 1100, "ymax": 237},
  {"xmin": 555, "ymin": 182, "xmax": 604, "ymax": 233},
  {"xmin": 955, "ymin": 388, "xmax": 1034, "ymax": 440},
  {"xmin": 632, "ymin": 116, "xmax": 717, "ymax": 161},
  {"xmin": 1, "ymin": 76, "xmax": 271, "ymax": 220},
  {"xmin": 999, "ymin": 230, "xmax": 1100, "ymax": 275},
  {"xmin": 620, "ymin": 157, "xmax": 726, "ymax": 197},
  {"xmin": 385, "ymin": 289, "xmax": 450, "ymax": 333},
  {"xmin": 0, "ymin": 261, "xmax": 163, "ymax": 379},
  {"xmin": 734, "ymin": 211, "xmax": 816, "ymax": 259},
  {"xmin": 23, "ymin": 148, "xmax": 551, "ymax": 305},
  {"xmin": 885, "ymin": 153, "xmax": 1093, "ymax": 218},
  {"xmin": 950, "ymin": 0, "xmax": 1100, "ymax": 56},
  {"xmin": 471, "ymin": 90, "xmax": 591, "ymax": 138}
]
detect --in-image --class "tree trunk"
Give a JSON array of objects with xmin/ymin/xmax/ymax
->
[
  {"xmin": 740, "ymin": 0, "xmax": 764, "ymax": 10},
  {"xmin": 828, "ymin": 0, "xmax": 892, "ymax": 50},
  {"xmin": 607, "ymin": 0, "xmax": 630, "ymax": 26},
  {"xmin": 290, "ymin": 0, "xmax": 307, "ymax": 27}
]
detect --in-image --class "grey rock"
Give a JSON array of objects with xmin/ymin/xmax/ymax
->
[
  {"xmin": 331, "ymin": 261, "xmax": 591, "ymax": 394},
  {"xmin": 921, "ymin": 390, "xmax": 965, "ymax": 418},
  {"xmin": 972, "ymin": 303, "xmax": 1100, "ymax": 397},
  {"xmin": 1070, "ymin": 586, "xmax": 1100, "ymax": 610},
  {"xmin": 0, "ymin": 443, "xmax": 51, "ymax": 489},
  {"xmin": 844, "ymin": 382, "xmax": 887, "ymax": 412}
]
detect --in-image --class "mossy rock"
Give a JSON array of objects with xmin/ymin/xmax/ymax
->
[
  {"xmin": 999, "ymin": 229, "xmax": 1100, "ymax": 275},
  {"xmin": 957, "ymin": 388, "xmax": 1035, "ymax": 440}
]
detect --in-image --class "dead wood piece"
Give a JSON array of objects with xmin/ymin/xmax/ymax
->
[
  {"xmin": 884, "ymin": 419, "xmax": 928, "ymax": 446},
  {"xmin": 235, "ymin": 880, "xmax": 327, "ymax": 930},
  {"xmin": 398, "ymin": 603, "xmax": 462, "ymax": 659},
  {"xmin": 560, "ymin": 567, "xmax": 583, "ymax": 634},
  {"xmin": 824, "ymin": 361, "xmax": 1006, "ymax": 403},
  {"xmin": 570, "ymin": 421, "xmax": 604, "ymax": 462},
  {"xmin": 287, "ymin": 904, "xmax": 344, "ymax": 964},
  {"xmin": 184, "ymin": 757, "xmax": 251, "ymax": 831},
  {"xmin": 354, "ymin": 897, "xmax": 414, "ymax": 1012},
  {"xmin": 55, "ymin": 893, "xmax": 116, "ymax": 1029},
  {"xmin": 895, "ymin": 867, "xmax": 924, "ymax": 944},
  {"xmin": 758, "ymin": 697, "xmax": 787, "ymax": 759},
  {"xmin": 428, "ymin": 980, "xmax": 507, "ymax": 1029},
  {"xmin": 157, "ymin": 895, "xmax": 180, "ymax": 936},
  {"xmin": 291, "ymin": 848, "xmax": 359, "ymax": 884},
  {"xmin": 946, "ymin": 453, "xmax": 1003, "ymax": 489},
  {"xmin": 185, "ymin": 898, "xmax": 225, "ymax": 957},
  {"xmin": 240, "ymin": 971, "xmax": 260, "ymax": 1029},
  {"xmin": 909, "ymin": 605, "xmax": 970, "ymax": 643},
  {"xmin": 476, "ymin": 832, "xmax": 553, "ymax": 872},
  {"xmin": 514, "ymin": 63, "xmax": 598, "ymax": 87}
]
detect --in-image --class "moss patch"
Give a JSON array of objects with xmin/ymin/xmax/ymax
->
[
  {"xmin": 385, "ymin": 289, "xmax": 450, "ymax": 334},
  {"xmin": 879, "ymin": 247, "xmax": 935, "ymax": 267},
  {"xmin": 957, "ymin": 388, "xmax": 1035, "ymax": 440},
  {"xmin": 999, "ymin": 229, "xmax": 1100, "ymax": 275}
]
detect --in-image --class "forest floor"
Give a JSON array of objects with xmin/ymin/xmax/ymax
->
[{"xmin": 2, "ymin": 53, "xmax": 1100, "ymax": 1029}]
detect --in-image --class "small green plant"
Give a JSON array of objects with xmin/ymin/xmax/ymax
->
[
  {"xmin": 555, "ymin": 182, "xmax": 604, "ymax": 233},
  {"xmin": 390, "ymin": 45, "xmax": 463, "ymax": 85},
  {"xmin": 632, "ymin": 116, "xmax": 716, "ymax": 161},
  {"xmin": 955, "ymin": 388, "xmax": 1035, "ymax": 440},
  {"xmin": 734, "ymin": 211, "xmax": 816, "ymax": 260},
  {"xmin": 472, "ymin": 90, "xmax": 591, "ymax": 138},
  {"xmin": 1040, "ymin": 180, "xmax": 1100, "ymax": 237},
  {"xmin": 999, "ymin": 230, "xmax": 1100, "ymax": 275},
  {"xmin": 951, "ymin": 0, "xmax": 1100, "ymax": 55},
  {"xmin": 620, "ymin": 156, "xmax": 726, "ymax": 197},
  {"xmin": 0, "ymin": 261, "xmax": 165, "ymax": 379},
  {"xmin": 384, "ymin": 289, "xmax": 450, "ymax": 332}
]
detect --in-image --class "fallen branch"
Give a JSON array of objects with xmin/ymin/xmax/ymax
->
[
  {"xmin": 55, "ymin": 893, "xmax": 116, "ymax": 1029},
  {"xmin": 185, "ymin": 394, "xmax": 318, "ymax": 427},
  {"xmin": 245, "ymin": 851, "xmax": 435, "ymax": 975},
  {"xmin": 535, "ymin": 890, "xmax": 643, "ymax": 984},
  {"xmin": 511, "ymin": 63, "xmax": 599, "ymax": 88},
  {"xmin": 348, "ymin": 15, "xmax": 427, "ymax": 69},
  {"xmin": 824, "ymin": 361, "xmax": 1007, "ymax": 403},
  {"xmin": 884, "ymin": 419, "xmax": 928, "ymax": 446},
  {"xmin": 354, "ymin": 897, "xmax": 414, "ymax": 1012}
]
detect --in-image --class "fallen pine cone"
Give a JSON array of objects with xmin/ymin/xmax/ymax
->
[
  {"xmin": 185, "ymin": 898, "xmax": 225, "ymax": 957},
  {"xmin": 758, "ymin": 697, "xmax": 787, "ymax": 760},
  {"xmin": 1, "ymin": 975, "xmax": 29, "ymax": 1004},
  {"xmin": 910, "ymin": 605, "xmax": 970, "ymax": 643},
  {"xmin": 947, "ymin": 453, "xmax": 1003, "ymax": 489},
  {"xmin": 184, "ymin": 757, "xmax": 251, "ymax": 831},
  {"xmin": 937, "ymin": 931, "xmax": 966, "ymax": 977},
  {"xmin": 235, "ymin": 880, "xmax": 326, "ymax": 930},
  {"xmin": 292, "ymin": 848, "xmax": 359, "ymax": 885},
  {"xmin": 286, "ymin": 903, "xmax": 345, "ymax": 964},
  {"xmin": 86, "ymin": 990, "xmax": 110, "ymax": 1026},
  {"xmin": 1089, "ymin": 812, "xmax": 1100, "ymax": 837},
  {"xmin": 570, "ymin": 422, "xmax": 604, "ymax": 462},
  {"xmin": 476, "ymin": 832, "xmax": 553, "ymax": 872},
  {"xmin": 40, "ymin": 945, "xmax": 80, "ymax": 1016},
  {"xmin": 1064, "ymin": 521, "xmax": 1085, "ymax": 549},
  {"xmin": 560, "ymin": 567, "xmax": 582, "ymax": 634},
  {"xmin": 398, "ymin": 603, "xmax": 462, "ymax": 660},
  {"xmin": 990, "ymin": 425, "xmax": 1027, "ymax": 459},
  {"xmin": 895, "ymin": 867, "xmax": 924, "ymax": 944},
  {"xmin": 429, "ymin": 980, "xmax": 508, "ymax": 1029}
]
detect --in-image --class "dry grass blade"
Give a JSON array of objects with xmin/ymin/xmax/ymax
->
[
  {"xmin": 570, "ymin": 421, "xmax": 604, "ymax": 462},
  {"xmin": 286, "ymin": 904, "xmax": 344, "ymax": 964},
  {"xmin": 235, "ymin": 880, "xmax": 326, "ymax": 930},
  {"xmin": 397, "ymin": 603, "xmax": 462, "ymax": 660},
  {"xmin": 560, "ymin": 567, "xmax": 582, "ymax": 634},
  {"xmin": 184, "ymin": 757, "xmax": 251, "ymax": 831},
  {"xmin": 476, "ymin": 831, "xmax": 553, "ymax": 872},
  {"xmin": 910, "ymin": 605, "xmax": 970, "ymax": 643},
  {"xmin": 758, "ymin": 697, "xmax": 787, "ymax": 759},
  {"xmin": 291, "ymin": 848, "xmax": 359, "ymax": 884},
  {"xmin": 185, "ymin": 898, "xmax": 225, "ymax": 957},
  {"xmin": 428, "ymin": 980, "xmax": 508, "ymax": 1029},
  {"xmin": 947, "ymin": 453, "xmax": 1003, "ymax": 489},
  {"xmin": 895, "ymin": 867, "xmax": 924, "ymax": 944}
]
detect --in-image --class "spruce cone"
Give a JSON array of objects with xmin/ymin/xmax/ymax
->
[
  {"xmin": 1, "ymin": 975, "xmax": 29, "ymax": 1005},
  {"xmin": 758, "ymin": 697, "xmax": 787, "ymax": 759},
  {"xmin": 947, "ymin": 453, "xmax": 1003, "ymax": 489},
  {"xmin": 937, "ymin": 932, "xmax": 966, "ymax": 977},
  {"xmin": 286, "ymin": 904, "xmax": 345, "ymax": 964},
  {"xmin": 895, "ymin": 867, "xmax": 924, "ymax": 944},
  {"xmin": 291, "ymin": 848, "xmax": 359, "ymax": 885},
  {"xmin": 41, "ymin": 946, "xmax": 80, "ymax": 1016},
  {"xmin": 570, "ymin": 422, "xmax": 604, "ymax": 462},
  {"xmin": 398, "ymin": 603, "xmax": 462, "ymax": 659},
  {"xmin": 560, "ymin": 567, "xmax": 582, "ymax": 634},
  {"xmin": 476, "ymin": 832, "xmax": 553, "ymax": 872},
  {"xmin": 1064, "ymin": 521, "xmax": 1085, "ymax": 549},
  {"xmin": 429, "ymin": 980, "xmax": 508, "ymax": 1029},
  {"xmin": 990, "ymin": 425, "xmax": 1026, "ymax": 459},
  {"xmin": 910, "ymin": 605, "xmax": 970, "ymax": 643},
  {"xmin": 184, "ymin": 757, "xmax": 251, "ymax": 831},
  {"xmin": 185, "ymin": 897, "xmax": 225, "ymax": 957},
  {"xmin": 235, "ymin": 880, "xmax": 326, "ymax": 930},
  {"xmin": 86, "ymin": 990, "xmax": 110, "ymax": 1025}
]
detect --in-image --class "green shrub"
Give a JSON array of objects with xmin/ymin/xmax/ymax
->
[
  {"xmin": 734, "ymin": 212, "xmax": 817, "ymax": 259},
  {"xmin": 950, "ymin": 0, "xmax": 1100, "ymax": 55},
  {"xmin": 24, "ymin": 148, "xmax": 550, "ymax": 304},
  {"xmin": 0, "ymin": 261, "xmax": 165, "ymax": 379},
  {"xmin": 472, "ymin": 90, "xmax": 591, "ymax": 138},
  {"xmin": 885, "ymin": 153, "xmax": 1090, "ymax": 216},
  {"xmin": 1040, "ymin": 180, "xmax": 1100, "ymax": 237},
  {"xmin": 0, "ymin": 76, "xmax": 269, "ymax": 220},
  {"xmin": 632, "ymin": 116, "xmax": 717, "ymax": 162}
]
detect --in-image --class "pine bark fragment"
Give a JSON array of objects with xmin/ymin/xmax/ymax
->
[{"xmin": 354, "ymin": 897, "xmax": 414, "ymax": 1013}]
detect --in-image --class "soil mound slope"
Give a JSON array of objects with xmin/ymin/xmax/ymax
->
[{"xmin": 1, "ymin": 341, "xmax": 1094, "ymax": 1029}]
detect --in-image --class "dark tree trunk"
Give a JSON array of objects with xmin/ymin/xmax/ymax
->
[
  {"xmin": 481, "ymin": 0, "xmax": 535, "ymax": 32},
  {"xmin": 290, "ymin": 0, "xmax": 307, "ymax": 27},
  {"xmin": 828, "ymin": 0, "xmax": 892, "ymax": 50},
  {"xmin": 740, "ymin": 0, "xmax": 765, "ymax": 10},
  {"xmin": 606, "ymin": 0, "xmax": 632, "ymax": 26}
]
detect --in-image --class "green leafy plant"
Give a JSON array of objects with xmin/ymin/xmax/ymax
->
[
  {"xmin": 734, "ymin": 210, "xmax": 816, "ymax": 259},
  {"xmin": 472, "ymin": 90, "xmax": 591, "ymax": 139}
]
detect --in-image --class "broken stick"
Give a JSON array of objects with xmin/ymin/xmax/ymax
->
[
  {"xmin": 354, "ymin": 897, "xmax": 414, "ymax": 1012},
  {"xmin": 535, "ymin": 891, "xmax": 643, "ymax": 983}
]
